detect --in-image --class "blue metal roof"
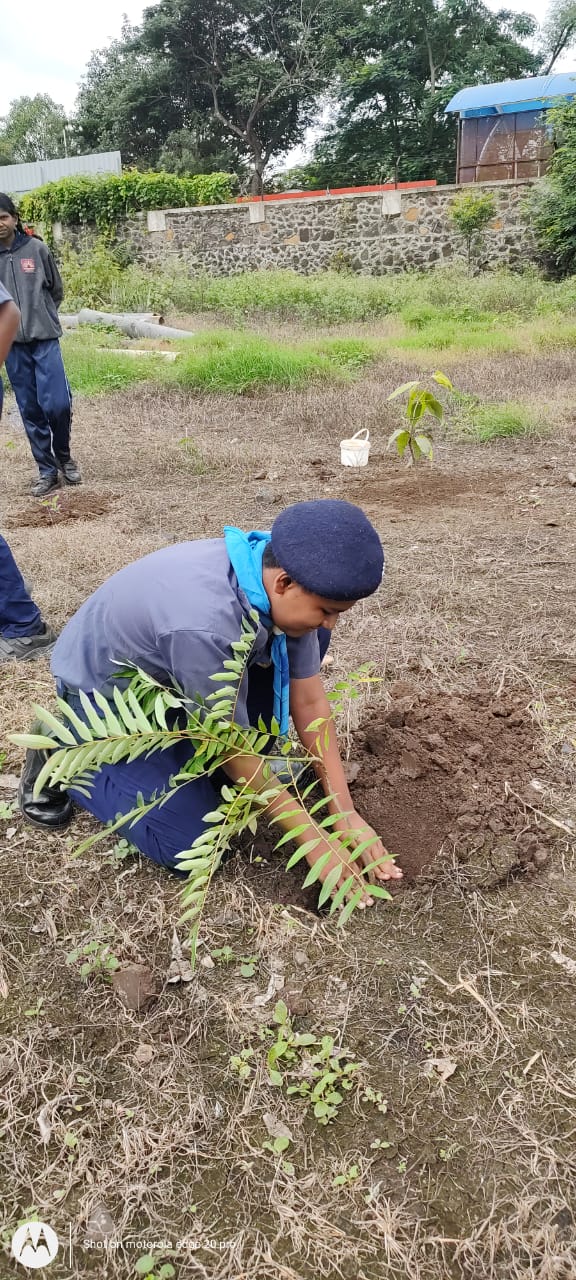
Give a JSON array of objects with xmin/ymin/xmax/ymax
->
[{"xmin": 445, "ymin": 73, "xmax": 576, "ymax": 117}]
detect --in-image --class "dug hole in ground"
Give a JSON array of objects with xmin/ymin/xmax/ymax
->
[{"xmin": 1, "ymin": 344, "xmax": 575, "ymax": 1280}]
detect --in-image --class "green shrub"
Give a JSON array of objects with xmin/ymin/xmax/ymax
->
[
  {"xmin": 20, "ymin": 170, "xmax": 235, "ymax": 230},
  {"xmin": 527, "ymin": 101, "xmax": 576, "ymax": 277},
  {"xmin": 449, "ymin": 190, "xmax": 497, "ymax": 272},
  {"xmin": 59, "ymin": 239, "xmax": 175, "ymax": 312}
]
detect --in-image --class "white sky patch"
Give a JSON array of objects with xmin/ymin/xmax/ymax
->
[
  {"xmin": 0, "ymin": 0, "xmax": 149, "ymax": 116},
  {"xmin": 0, "ymin": 0, "xmax": 573, "ymax": 156}
]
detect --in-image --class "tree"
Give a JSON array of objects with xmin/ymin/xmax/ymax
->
[
  {"xmin": 76, "ymin": 23, "xmax": 180, "ymax": 168},
  {"xmin": 158, "ymin": 125, "xmax": 241, "ymax": 177},
  {"xmin": 0, "ymin": 95, "xmax": 71, "ymax": 163},
  {"xmin": 75, "ymin": 0, "xmax": 360, "ymax": 191},
  {"xmin": 304, "ymin": 0, "xmax": 539, "ymax": 188},
  {"xmin": 529, "ymin": 99, "xmax": 576, "ymax": 275},
  {"xmin": 539, "ymin": 0, "xmax": 576, "ymax": 73}
]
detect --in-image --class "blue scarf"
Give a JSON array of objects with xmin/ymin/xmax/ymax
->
[{"xmin": 224, "ymin": 526, "xmax": 290, "ymax": 736}]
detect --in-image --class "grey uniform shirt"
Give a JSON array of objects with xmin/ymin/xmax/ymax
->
[{"xmin": 51, "ymin": 540, "xmax": 321, "ymax": 724}]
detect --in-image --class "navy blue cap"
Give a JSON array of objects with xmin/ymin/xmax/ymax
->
[{"xmin": 270, "ymin": 500, "xmax": 384, "ymax": 601}]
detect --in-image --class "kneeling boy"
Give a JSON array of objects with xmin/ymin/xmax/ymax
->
[{"xmin": 20, "ymin": 499, "xmax": 402, "ymax": 905}]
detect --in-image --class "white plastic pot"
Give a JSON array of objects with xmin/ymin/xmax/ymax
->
[{"xmin": 340, "ymin": 427, "xmax": 371, "ymax": 467}]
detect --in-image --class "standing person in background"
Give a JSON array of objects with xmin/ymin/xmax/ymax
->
[
  {"xmin": 0, "ymin": 193, "xmax": 81, "ymax": 498},
  {"xmin": 0, "ymin": 283, "xmax": 56, "ymax": 659}
]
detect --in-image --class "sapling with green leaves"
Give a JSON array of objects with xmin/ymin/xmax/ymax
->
[
  {"xmin": 11, "ymin": 616, "xmax": 393, "ymax": 965},
  {"xmin": 449, "ymin": 190, "xmax": 497, "ymax": 274},
  {"xmin": 387, "ymin": 371, "xmax": 453, "ymax": 464}
]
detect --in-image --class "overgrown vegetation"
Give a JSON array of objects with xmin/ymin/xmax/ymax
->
[
  {"xmin": 530, "ymin": 98, "xmax": 576, "ymax": 276},
  {"xmin": 58, "ymin": 244, "xmax": 576, "ymax": 324},
  {"xmin": 60, "ymin": 327, "xmax": 376, "ymax": 395},
  {"xmin": 449, "ymin": 190, "xmax": 497, "ymax": 273},
  {"xmin": 20, "ymin": 171, "xmax": 234, "ymax": 231}
]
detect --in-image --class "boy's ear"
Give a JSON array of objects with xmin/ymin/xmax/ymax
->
[{"xmin": 271, "ymin": 570, "xmax": 293, "ymax": 595}]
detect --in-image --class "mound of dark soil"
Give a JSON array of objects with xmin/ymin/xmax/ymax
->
[
  {"xmin": 6, "ymin": 490, "xmax": 115, "ymax": 527},
  {"xmin": 350, "ymin": 682, "xmax": 553, "ymax": 886}
]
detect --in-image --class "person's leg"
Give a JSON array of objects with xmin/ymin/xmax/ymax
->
[
  {"xmin": 70, "ymin": 741, "xmax": 224, "ymax": 871},
  {"xmin": 0, "ymin": 535, "xmax": 43, "ymax": 637},
  {"xmin": 4, "ymin": 343, "xmax": 59, "ymax": 484},
  {"xmin": 33, "ymin": 340, "xmax": 80, "ymax": 482}
]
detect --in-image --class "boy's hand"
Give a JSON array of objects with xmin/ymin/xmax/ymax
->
[
  {"xmin": 303, "ymin": 837, "xmax": 376, "ymax": 908},
  {"xmin": 335, "ymin": 811, "xmax": 403, "ymax": 885}
]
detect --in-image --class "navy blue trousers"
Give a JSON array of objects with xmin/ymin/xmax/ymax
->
[
  {"xmin": 60, "ymin": 630, "xmax": 331, "ymax": 872},
  {"xmin": 5, "ymin": 339, "xmax": 72, "ymax": 478},
  {"xmin": 0, "ymin": 535, "xmax": 42, "ymax": 638}
]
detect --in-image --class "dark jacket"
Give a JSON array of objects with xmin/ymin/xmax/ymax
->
[{"xmin": 0, "ymin": 231, "xmax": 63, "ymax": 343}]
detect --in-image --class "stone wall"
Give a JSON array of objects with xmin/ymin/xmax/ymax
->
[{"xmin": 56, "ymin": 180, "xmax": 535, "ymax": 277}]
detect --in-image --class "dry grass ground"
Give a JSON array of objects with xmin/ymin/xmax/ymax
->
[{"xmin": 1, "ymin": 341, "xmax": 576, "ymax": 1279}]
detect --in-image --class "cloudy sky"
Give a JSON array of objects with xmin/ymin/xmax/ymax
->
[{"xmin": 0, "ymin": 0, "xmax": 571, "ymax": 120}]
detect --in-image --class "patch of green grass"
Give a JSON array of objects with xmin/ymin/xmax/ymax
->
[
  {"xmin": 459, "ymin": 400, "xmax": 541, "ymax": 442},
  {"xmin": 533, "ymin": 321, "xmax": 576, "ymax": 351},
  {"xmin": 61, "ymin": 328, "xmax": 378, "ymax": 396},
  {"xmin": 62, "ymin": 341, "xmax": 164, "ymax": 394},
  {"xmin": 171, "ymin": 330, "xmax": 371, "ymax": 392},
  {"xmin": 391, "ymin": 316, "xmax": 523, "ymax": 357},
  {"xmin": 314, "ymin": 335, "xmax": 381, "ymax": 369}
]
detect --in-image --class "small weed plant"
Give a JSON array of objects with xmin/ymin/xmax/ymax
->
[
  {"xmin": 388, "ymin": 371, "xmax": 453, "ymax": 463},
  {"xmin": 230, "ymin": 998, "xmax": 388, "ymax": 1128},
  {"xmin": 103, "ymin": 836, "xmax": 136, "ymax": 868},
  {"xmin": 11, "ymin": 617, "xmax": 391, "ymax": 964},
  {"xmin": 333, "ymin": 1164, "xmax": 360, "ymax": 1188},
  {"xmin": 465, "ymin": 400, "xmax": 538, "ymax": 442},
  {"xmin": 134, "ymin": 1254, "xmax": 176, "ymax": 1280},
  {"xmin": 66, "ymin": 939, "xmax": 120, "ymax": 981}
]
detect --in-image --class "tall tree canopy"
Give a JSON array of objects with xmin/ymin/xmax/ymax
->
[
  {"xmin": 305, "ymin": 0, "xmax": 539, "ymax": 188},
  {"xmin": 75, "ymin": 0, "xmax": 542, "ymax": 188},
  {"xmin": 0, "ymin": 95, "xmax": 71, "ymax": 164},
  {"xmin": 76, "ymin": 0, "xmax": 360, "ymax": 191},
  {"xmin": 539, "ymin": 0, "xmax": 576, "ymax": 72}
]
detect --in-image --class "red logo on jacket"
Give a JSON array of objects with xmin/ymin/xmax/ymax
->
[{"xmin": 20, "ymin": 258, "xmax": 35, "ymax": 273}]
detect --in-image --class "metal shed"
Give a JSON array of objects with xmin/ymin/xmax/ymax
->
[
  {"xmin": 0, "ymin": 151, "xmax": 122, "ymax": 201},
  {"xmin": 445, "ymin": 73, "xmax": 576, "ymax": 183}
]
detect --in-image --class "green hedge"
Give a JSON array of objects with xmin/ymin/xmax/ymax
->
[{"xmin": 20, "ymin": 170, "xmax": 235, "ymax": 230}]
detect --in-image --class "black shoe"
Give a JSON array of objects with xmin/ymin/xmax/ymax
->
[
  {"xmin": 32, "ymin": 474, "xmax": 60, "ymax": 498},
  {"xmin": 58, "ymin": 457, "xmax": 82, "ymax": 485},
  {"xmin": 0, "ymin": 625, "xmax": 57, "ymax": 663},
  {"xmin": 18, "ymin": 731, "xmax": 74, "ymax": 830}
]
